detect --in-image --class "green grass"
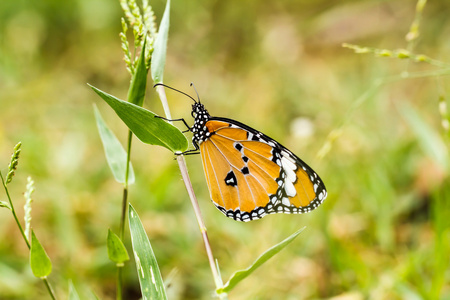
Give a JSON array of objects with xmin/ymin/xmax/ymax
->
[{"xmin": 1, "ymin": 0, "xmax": 449, "ymax": 299}]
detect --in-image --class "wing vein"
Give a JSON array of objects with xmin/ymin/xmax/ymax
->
[
  {"xmin": 203, "ymin": 142, "xmax": 227, "ymax": 207},
  {"xmin": 207, "ymin": 138, "xmax": 257, "ymax": 210}
]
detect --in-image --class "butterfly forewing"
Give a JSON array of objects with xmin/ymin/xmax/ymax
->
[{"xmin": 199, "ymin": 117, "xmax": 327, "ymax": 221}]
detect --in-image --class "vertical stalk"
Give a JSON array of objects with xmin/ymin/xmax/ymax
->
[
  {"xmin": 120, "ymin": 130, "xmax": 133, "ymax": 240},
  {"xmin": 117, "ymin": 130, "xmax": 133, "ymax": 300},
  {"xmin": 1, "ymin": 172, "xmax": 30, "ymax": 249},
  {"xmin": 176, "ymin": 156, "xmax": 224, "ymax": 290},
  {"xmin": 155, "ymin": 85, "xmax": 226, "ymax": 297}
]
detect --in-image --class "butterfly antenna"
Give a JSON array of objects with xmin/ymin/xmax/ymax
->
[
  {"xmin": 190, "ymin": 82, "xmax": 201, "ymax": 104},
  {"xmin": 153, "ymin": 83, "xmax": 197, "ymax": 103}
]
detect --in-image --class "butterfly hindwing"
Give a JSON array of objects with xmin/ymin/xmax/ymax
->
[{"xmin": 199, "ymin": 117, "xmax": 327, "ymax": 222}]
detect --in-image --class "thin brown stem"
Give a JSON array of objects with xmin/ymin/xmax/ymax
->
[{"xmin": 155, "ymin": 85, "xmax": 226, "ymax": 296}]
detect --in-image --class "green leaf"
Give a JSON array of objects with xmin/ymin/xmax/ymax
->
[
  {"xmin": 107, "ymin": 229, "xmax": 130, "ymax": 265},
  {"xmin": 151, "ymin": 0, "xmax": 170, "ymax": 83},
  {"xmin": 128, "ymin": 40, "xmax": 149, "ymax": 107},
  {"xmin": 128, "ymin": 204, "xmax": 167, "ymax": 300},
  {"xmin": 90, "ymin": 85, "xmax": 188, "ymax": 153},
  {"xmin": 218, "ymin": 227, "xmax": 306, "ymax": 294},
  {"xmin": 68, "ymin": 280, "xmax": 81, "ymax": 300},
  {"xmin": 400, "ymin": 102, "xmax": 449, "ymax": 169},
  {"xmin": 0, "ymin": 200, "xmax": 11, "ymax": 210},
  {"xmin": 30, "ymin": 230, "xmax": 52, "ymax": 278},
  {"xmin": 94, "ymin": 104, "xmax": 135, "ymax": 184}
]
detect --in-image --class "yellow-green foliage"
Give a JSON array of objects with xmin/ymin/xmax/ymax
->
[{"xmin": 0, "ymin": 0, "xmax": 449, "ymax": 299}]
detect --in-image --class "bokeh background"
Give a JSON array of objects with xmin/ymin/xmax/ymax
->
[{"xmin": 1, "ymin": 0, "xmax": 449, "ymax": 299}]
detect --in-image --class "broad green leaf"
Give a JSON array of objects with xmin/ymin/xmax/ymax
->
[
  {"xmin": 128, "ymin": 40, "xmax": 149, "ymax": 107},
  {"xmin": 68, "ymin": 280, "xmax": 81, "ymax": 300},
  {"xmin": 400, "ymin": 102, "xmax": 449, "ymax": 169},
  {"xmin": 151, "ymin": 0, "xmax": 170, "ymax": 83},
  {"xmin": 218, "ymin": 227, "xmax": 306, "ymax": 294},
  {"xmin": 30, "ymin": 230, "xmax": 52, "ymax": 278},
  {"xmin": 90, "ymin": 85, "xmax": 188, "ymax": 152},
  {"xmin": 107, "ymin": 229, "xmax": 130, "ymax": 265},
  {"xmin": 94, "ymin": 104, "xmax": 135, "ymax": 184},
  {"xmin": 128, "ymin": 205, "xmax": 167, "ymax": 300}
]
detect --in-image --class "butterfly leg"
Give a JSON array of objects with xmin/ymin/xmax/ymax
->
[
  {"xmin": 175, "ymin": 140, "xmax": 200, "ymax": 156},
  {"xmin": 156, "ymin": 116, "xmax": 201, "ymax": 155},
  {"xmin": 154, "ymin": 115, "xmax": 192, "ymax": 132}
]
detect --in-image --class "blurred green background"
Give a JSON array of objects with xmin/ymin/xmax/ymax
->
[{"xmin": 1, "ymin": 0, "xmax": 449, "ymax": 299}]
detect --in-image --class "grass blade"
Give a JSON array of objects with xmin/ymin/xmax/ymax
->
[
  {"xmin": 68, "ymin": 280, "xmax": 81, "ymax": 300},
  {"xmin": 90, "ymin": 85, "xmax": 188, "ymax": 152},
  {"xmin": 30, "ymin": 230, "xmax": 52, "ymax": 278},
  {"xmin": 151, "ymin": 0, "xmax": 170, "ymax": 83},
  {"xmin": 128, "ymin": 204, "xmax": 167, "ymax": 300},
  {"xmin": 128, "ymin": 40, "xmax": 148, "ymax": 107},
  {"xmin": 400, "ymin": 102, "xmax": 449, "ymax": 169},
  {"xmin": 218, "ymin": 227, "xmax": 306, "ymax": 294},
  {"xmin": 93, "ymin": 104, "xmax": 135, "ymax": 184}
]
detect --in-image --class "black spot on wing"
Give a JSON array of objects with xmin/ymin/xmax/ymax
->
[
  {"xmin": 234, "ymin": 142, "xmax": 243, "ymax": 152},
  {"xmin": 224, "ymin": 170, "xmax": 237, "ymax": 187},
  {"xmin": 241, "ymin": 166, "xmax": 249, "ymax": 175}
]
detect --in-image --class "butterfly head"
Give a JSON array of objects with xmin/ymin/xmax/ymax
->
[{"xmin": 191, "ymin": 102, "xmax": 209, "ymax": 119}]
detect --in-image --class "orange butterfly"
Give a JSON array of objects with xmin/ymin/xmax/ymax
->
[{"xmin": 157, "ymin": 84, "xmax": 327, "ymax": 222}]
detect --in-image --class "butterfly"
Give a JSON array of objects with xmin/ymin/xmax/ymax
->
[{"xmin": 156, "ymin": 84, "xmax": 327, "ymax": 222}]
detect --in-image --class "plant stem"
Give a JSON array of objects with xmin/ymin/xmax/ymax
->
[
  {"xmin": 176, "ymin": 156, "xmax": 225, "ymax": 294},
  {"xmin": 0, "ymin": 172, "xmax": 58, "ymax": 300},
  {"xmin": 155, "ymin": 85, "xmax": 226, "ymax": 297},
  {"xmin": 43, "ymin": 278, "xmax": 57, "ymax": 300},
  {"xmin": 117, "ymin": 266, "xmax": 123, "ymax": 300},
  {"xmin": 117, "ymin": 130, "xmax": 133, "ymax": 300},
  {"xmin": 120, "ymin": 130, "xmax": 133, "ymax": 240},
  {"xmin": 0, "ymin": 172, "xmax": 30, "ymax": 249},
  {"xmin": 317, "ymin": 67, "xmax": 450, "ymax": 160}
]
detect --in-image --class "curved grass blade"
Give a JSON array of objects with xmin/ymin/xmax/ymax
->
[
  {"xmin": 128, "ymin": 204, "xmax": 167, "ymax": 300},
  {"xmin": 30, "ymin": 230, "xmax": 52, "ymax": 278},
  {"xmin": 128, "ymin": 40, "xmax": 148, "ymax": 107},
  {"xmin": 400, "ymin": 102, "xmax": 449, "ymax": 169},
  {"xmin": 151, "ymin": 0, "xmax": 170, "ymax": 83},
  {"xmin": 218, "ymin": 227, "xmax": 306, "ymax": 294},
  {"xmin": 94, "ymin": 104, "xmax": 135, "ymax": 184},
  {"xmin": 68, "ymin": 280, "xmax": 80, "ymax": 300},
  {"xmin": 90, "ymin": 85, "xmax": 188, "ymax": 152}
]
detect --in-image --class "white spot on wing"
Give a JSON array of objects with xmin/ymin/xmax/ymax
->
[
  {"xmin": 281, "ymin": 156, "xmax": 296, "ymax": 171},
  {"xmin": 282, "ymin": 197, "xmax": 291, "ymax": 206},
  {"xmin": 281, "ymin": 151, "xmax": 297, "ymax": 165},
  {"xmin": 284, "ymin": 180, "xmax": 296, "ymax": 197},
  {"xmin": 282, "ymin": 158, "xmax": 297, "ymax": 183}
]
